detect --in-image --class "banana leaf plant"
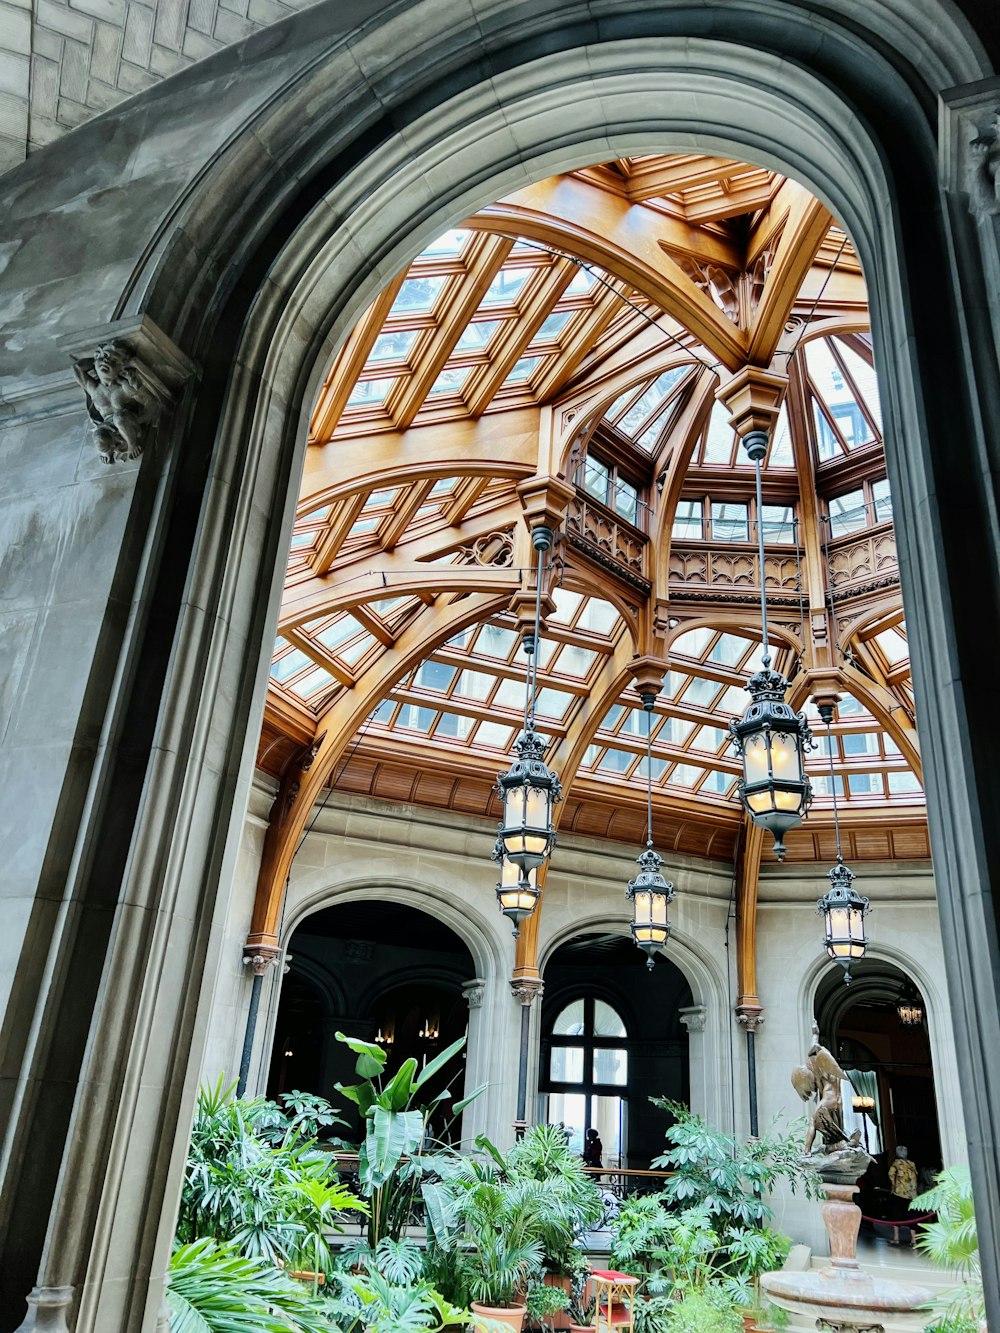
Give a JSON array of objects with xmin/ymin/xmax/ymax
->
[{"xmin": 334, "ymin": 1031, "xmax": 485, "ymax": 1246}]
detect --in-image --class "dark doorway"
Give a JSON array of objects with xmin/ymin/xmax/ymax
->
[
  {"xmin": 268, "ymin": 900, "xmax": 476, "ymax": 1140},
  {"xmin": 540, "ymin": 933, "xmax": 692, "ymax": 1169}
]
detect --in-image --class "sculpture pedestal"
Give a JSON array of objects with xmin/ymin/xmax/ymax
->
[{"xmin": 762, "ymin": 1158, "xmax": 933, "ymax": 1333}]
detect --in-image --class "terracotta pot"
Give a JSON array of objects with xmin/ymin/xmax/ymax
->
[
  {"xmin": 570, "ymin": 1325, "xmax": 594, "ymax": 1332},
  {"xmin": 470, "ymin": 1301, "xmax": 528, "ymax": 1332},
  {"xmin": 742, "ymin": 1315, "xmax": 758, "ymax": 1333}
]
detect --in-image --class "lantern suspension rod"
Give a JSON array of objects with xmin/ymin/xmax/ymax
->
[
  {"xmin": 525, "ymin": 526, "xmax": 551, "ymax": 730},
  {"xmin": 643, "ymin": 692, "xmax": 656, "ymax": 850},
  {"xmin": 819, "ymin": 704, "xmax": 843, "ymax": 858},
  {"xmin": 753, "ymin": 452, "xmax": 771, "ymax": 669}
]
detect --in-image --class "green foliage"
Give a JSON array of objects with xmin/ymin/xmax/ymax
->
[
  {"xmin": 505, "ymin": 1124, "xmax": 604, "ymax": 1275},
  {"xmin": 912, "ymin": 1167, "xmax": 984, "ymax": 1333},
  {"xmin": 661, "ymin": 1287, "xmax": 744, "ymax": 1333},
  {"xmin": 273, "ymin": 1090, "xmax": 346, "ymax": 1143},
  {"xmin": 650, "ymin": 1100, "xmax": 822, "ymax": 1231},
  {"xmin": 526, "ymin": 1280, "xmax": 571, "ymax": 1326},
  {"xmin": 331, "ymin": 1265, "xmax": 471, "ymax": 1333},
  {"xmin": 334, "ymin": 1030, "xmax": 485, "ymax": 1245},
  {"xmin": 167, "ymin": 1238, "xmax": 335, "ymax": 1333},
  {"xmin": 176, "ymin": 1077, "xmax": 364, "ymax": 1267}
]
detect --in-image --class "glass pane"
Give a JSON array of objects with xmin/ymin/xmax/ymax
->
[
  {"xmin": 711, "ymin": 502, "xmax": 749, "ymax": 542},
  {"xmin": 761, "ymin": 505, "xmax": 796, "ymax": 544},
  {"xmin": 553, "ymin": 1000, "xmax": 585, "ymax": 1035},
  {"xmin": 346, "ymin": 378, "xmax": 391, "ymax": 407},
  {"xmin": 872, "ymin": 476, "xmax": 892, "ymax": 522},
  {"xmin": 455, "ymin": 320, "xmax": 500, "ymax": 352},
  {"xmin": 366, "ymin": 329, "xmax": 418, "ymax": 363},
  {"xmin": 547, "ymin": 1095, "xmax": 586, "ymax": 1155},
  {"xmin": 583, "ymin": 457, "xmax": 610, "ymax": 503},
  {"xmin": 533, "ymin": 310, "xmax": 573, "ymax": 342},
  {"xmin": 389, "ymin": 275, "xmax": 446, "ymax": 315},
  {"xmin": 828, "ymin": 489, "xmax": 867, "ymax": 537},
  {"xmin": 422, "ymin": 228, "xmax": 469, "ymax": 256},
  {"xmin": 593, "ymin": 1047, "xmax": 628, "ymax": 1086},
  {"xmin": 594, "ymin": 1001, "xmax": 626, "ymax": 1037},
  {"xmin": 590, "ymin": 1096, "xmax": 624, "ymax": 1168},
  {"xmin": 481, "ymin": 266, "xmax": 530, "ymax": 305},
  {"xmin": 703, "ymin": 401, "xmax": 734, "ymax": 463},
  {"xmin": 505, "ymin": 355, "xmax": 540, "ymax": 384},
  {"xmin": 614, "ymin": 479, "xmax": 639, "ymax": 524},
  {"xmin": 550, "ymin": 1046, "xmax": 584, "ymax": 1082},
  {"xmin": 672, "ymin": 500, "xmax": 703, "ymax": 540},
  {"xmin": 415, "ymin": 659, "xmax": 456, "ymax": 692},
  {"xmin": 577, "ymin": 598, "xmax": 620, "ymax": 636}
]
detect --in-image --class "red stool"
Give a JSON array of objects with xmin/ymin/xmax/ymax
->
[{"xmin": 591, "ymin": 1270, "xmax": 638, "ymax": 1333}]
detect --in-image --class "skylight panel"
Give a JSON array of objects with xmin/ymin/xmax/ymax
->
[
  {"xmin": 504, "ymin": 356, "xmax": 541, "ymax": 384},
  {"xmin": 296, "ymin": 665, "xmax": 338, "ymax": 698},
  {"xmin": 371, "ymin": 699, "xmax": 396, "ymax": 724},
  {"xmin": 656, "ymin": 716, "xmax": 695, "ymax": 746},
  {"xmin": 347, "ymin": 516, "xmax": 380, "ymax": 538},
  {"xmin": 339, "ymin": 633, "xmax": 375, "ymax": 666},
  {"xmin": 397, "ymin": 703, "xmax": 436, "ymax": 732},
  {"xmin": 434, "ymin": 711, "xmax": 475, "ymax": 739},
  {"xmin": 389, "ymin": 275, "xmax": 447, "ymax": 315},
  {"xmin": 453, "ymin": 669, "xmax": 494, "ymax": 701},
  {"xmin": 550, "ymin": 588, "xmax": 583, "ymax": 623},
  {"xmin": 806, "ymin": 337, "xmax": 874, "ymax": 450},
  {"xmin": 475, "ymin": 720, "xmax": 515, "ymax": 748},
  {"xmin": 769, "ymin": 402, "xmax": 794, "ymax": 466},
  {"xmin": 366, "ymin": 329, "xmax": 418, "ymax": 363},
  {"xmin": 414, "ymin": 659, "xmax": 457, "ymax": 692},
  {"xmin": 703, "ymin": 401, "xmax": 735, "ymax": 463},
  {"xmin": 887, "ymin": 770, "xmax": 922, "ymax": 795},
  {"xmin": 598, "ymin": 748, "xmax": 634, "ymax": 774},
  {"xmin": 668, "ymin": 763, "xmax": 705, "ymax": 788},
  {"xmin": 455, "ymin": 320, "xmax": 500, "ymax": 351},
  {"xmin": 430, "ymin": 476, "xmax": 458, "ymax": 495},
  {"xmin": 271, "ymin": 647, "xmax": 311, "ymax": 682},
  {"xmin": 318, "ymin": 614, "xmax": 364, "ymax": 649},
  {"xmin": 692, "ymin": 725, "xmax": 727, "ymax": 752},
  {"xmin": 875, "ymin": 627, "xmax": 908, "ymax": 664},
  {"xmin": 535, "ymin": 688, "xmax": 574, "ymax": 719},
  {"xmin": 427, "ymin": 365, "xmax": 471, "ymax": 396},
  {"xmin": 421, "ymin": 228, "xmax": 469, "ymax": 256},
  {"xmin": 480, "ymin": 267, "xmax": 531, "ymax": 305},
  {"xmin": 289, "ymin": 531, "xmax": 313, "ymax": 550},
  {"xmin": 346, "ymin": 378, "xmax": 392, "ymax": 408},
  {"xmin": 847, "ymin": 772, "xmax": 884, "ymax": 796},
  {"xmin": 836, "ymin": 339, "xmax": 883, "ymax": 431},
  {"xmin": 494, "ymin": 678, "xmax": 528, "ymax": 709},
  {"xmin": 532, "ymin": 310, "xmax": 573, "ymax": 342},
  {"xmin": 662, "ymin": 671, "xmax": 686, "ymax": 699},
  {"xmin": 679, "ymin": 677, "xmax": 721, "ymax": 708},
  {"xmin": 363, "ymin": 487, "xmax": 399, "ymax": 510},
  {"xmin": 575, "ymin": 598, "xmax": 621, "ymax": 635},
  {"xmin": 717, "ymin": 685, "xmax": 748, "ymax": 714},
  {"xmin": 699, "ymin": 770, "xmax": 732, "ymax": 794},
  {"xmin": 565, "ymin": 266, "xmax": 598, "ymax": 295},
  {"xmin": 369, "ymin": 596, "xmax": 408, "ymax": 616},
  {"xmin": 551, "ymin": 644, "xmax": 598, "ymax": 677},
  {"xmin": 708, "ymin": 633, "xmax": 756, "ymax": 667},
  {"xmin": 474, "ymin": 624, "xmax": 518, "ymax": 659},
  {"xmin": 635, "ymin": 755, "xmax": 668, "ymax": 780},
  {"xmin": 673, "ymin": 626, "xmax": 713, "ymax": 658}
]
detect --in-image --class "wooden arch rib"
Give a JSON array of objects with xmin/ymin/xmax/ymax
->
[
  {"xmin": 471, "ymin": 194, "xmax": 748, "ymax": 371},
  {"xmin": 248, "ymin": 591, "xmax": 512, "ymax": 951}
]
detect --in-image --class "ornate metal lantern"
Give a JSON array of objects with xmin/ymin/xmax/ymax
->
[
  {"xmin": 817, "ymin": 857, "xmax": 870, "ymax": 981},
  {"xmin": 727, "ymin": 428, "xmax": 812, "ymax": 859},
  {"xmin": 495, "ymin": 727, "xmax": 561, "ymax": 876},
  {"xmin": 896, "ymin": 981, "xmax": 924, "ymax": 1026},
  {"xmin": 492, "ymin": 838, "xmax": 540, "ymax": 934},
  {"xmin": 729, "ymin": 666, "xmax": 813, "ymax": 859},
  {"xmin": 492, "ymin": 524, "xmax": 561, "ymax": 925},
  {"xmin": 627, "ymin": 847, "xmax": 674, "ymax": 970},
  {"xmin": 625, "ymin": 691, "xmax": 675, "ymax": 969}
]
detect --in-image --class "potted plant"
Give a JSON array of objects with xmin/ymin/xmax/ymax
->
[
  {"xmin": 662, "ymin": 1284, "xmax": 745, "ymax": 1333},
  {"xmin": 567, "ymin": 1272, "xmax": 596, "ymax": 1332},
  {"xmin": 527, "ymin": 1279, "xmax": 571, "ymax": 1330}
]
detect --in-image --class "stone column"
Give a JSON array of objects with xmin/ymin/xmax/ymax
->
[
  {"xmin": 511, "ymin": 978, "xmax": 544, "ymax": 1138},
  {"xmin": 678, "ymin": 1005, "xmax": 708, "ymax": 1120},
  {"xmin": 460, "ymin": 978, "xmax": 488, "ymax": 1146}
]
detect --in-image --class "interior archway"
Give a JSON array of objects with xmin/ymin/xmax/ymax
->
[{"xmin": 540, "ymin": 933, "xmax": 693, "ymax": 1170}]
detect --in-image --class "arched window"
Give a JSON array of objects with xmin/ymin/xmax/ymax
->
[{"xmin": 544, "ymin": 997, "xmax": 629, "ymax": 1167}]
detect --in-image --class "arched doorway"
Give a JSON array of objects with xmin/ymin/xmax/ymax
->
[
  {"xmin": 268, "ymin": 901, "xmax": 476, "ymax": 1142},
  {"xmin": 815, "ymin": 960, "xmax": 941, "ymax": 1232},
  {"xmin": 541, "ymin": 934, "xmax": 693, "ymax": 1169}
]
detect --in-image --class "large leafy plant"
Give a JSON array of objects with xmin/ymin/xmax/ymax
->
[
  {"xmin": 334, "ymin": 1031, "xmax": 483, "ymax": 1246},
  {"xmin": 177, "ymin": 1076, "xmax": 363, "ymax": 1266},
  {"xmin": 504, "ymin": 1124, "xmax": 604, "ymax": 1275},
  {"xmin": 167, "ymin": 1238, "xmax": 335, "ymax": 1333},
  {"xmin": 650, "ymin": 1099, "xmax": 821, "ymax": 1230},
  {"xmin": 912, "ymin": 1166, "xmax": 984, "ymax": 1333}
]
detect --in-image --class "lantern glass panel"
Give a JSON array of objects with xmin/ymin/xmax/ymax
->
[
  {"xmin": 524, "ymin": 784, "xmax": 550, "ymax": 827},
  {"xmin": 770, "ymin": 730, "xmax": 803, "ymax": 780},
  {"xmin": 744, "ymin": 733, "xmax": 770, "ymax": 785}
]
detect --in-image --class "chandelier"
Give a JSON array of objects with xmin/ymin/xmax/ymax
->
[
  {"xmin": 493, "ymin": 525, "xmax": 562, "ymax": 934},
  {"xmin": 896, "ymin": 981, "xmax": 924, "ymax": 1026},
  {"xmin": 626, "ymin": 691, "xmax": 674, "ymax": 969},
  {"xmin": 728, "ymin": 429, "xmax": 812, "ymax": 859}
]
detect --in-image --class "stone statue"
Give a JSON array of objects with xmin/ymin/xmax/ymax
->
[
  {"xmin": 792, "ymin": 1023, "xmax": 863, "ymax": 1156},
  {"xmin": 966, "ymin": 108, "xmax": 1000, "ymax": 217},
  {"xmin": 72, "ymin": 339, "xmax": 163, "ymax": 463}
]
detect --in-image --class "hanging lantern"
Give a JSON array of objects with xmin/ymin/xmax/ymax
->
[
  {"xmin": 729, "ymin": 666, "xmax": 813, "ymax": 859},
  {"xmin": 817, "ymin": 857, "xmax": 870, "ymax": 981},
  {"xmin": 896, "ymin": 982, "xmax": 924, "ymax": 1027},
  {"xmin": 492, "ymin": 838, "xmax": 540, "ymax": 934},
  {"xmin": 495, "ymin": 727, "xmax": 561, "ymax": 876},
  {"xmin": 626, "ymin": 847, "xmax": 674, "ymax": 970}
]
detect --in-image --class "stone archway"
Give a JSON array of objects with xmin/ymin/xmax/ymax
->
[{"xmin": 3, "ymin": 7, "xmax": 1000, "ymax": 1329}]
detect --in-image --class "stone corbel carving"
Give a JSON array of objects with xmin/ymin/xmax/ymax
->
[
  {"xmin": 736, "ymin": 1007, "xmax": 765, "ymax": 1033},
  {"xmin": 242, "ymin": 949, "xmax": 280, "ymax": 977},
  {"xmin": 61, "ymin": 315, "xmax": 196, "ymax": 465},
  {"xmin": 510, "ymin": 977, "xmax": 544, "ymax": 1007},
  {"xmin": 679, "ymin": 1004, "xmax": 707, "ymax": 1034},
  {"xmin": 939, "ymin": 77, "xmax": 1000, "ymax": 218},
  {"xmin": 463, "ymin": 978, "xmax": 486, "ymax": 1009}
]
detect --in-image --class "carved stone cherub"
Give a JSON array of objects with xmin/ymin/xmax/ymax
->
[
  {"xmin": 967, "ymin": 108, "xmax": 1000, "ymax": 218},
  {"xmin": 72, "ymin": 339, "xmax": 162, "ymax": 464},
  {"xmin": 792, "ymin": 1024, "xmax": 863, "ymax": 1155}
]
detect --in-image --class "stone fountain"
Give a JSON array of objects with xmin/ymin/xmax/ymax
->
[{"xmin": 762, "ymin": 1029, "xmax": 934, "ymax": 1333}]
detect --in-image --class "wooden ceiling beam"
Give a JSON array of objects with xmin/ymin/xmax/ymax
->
[
  {"xmin": 309, "ymin": 493, "xmax": 366, "ymax": 576},
  {"xmin": 444, "ymin": 475, "xmax": 491, "ymax": 525},
  {"xmin": 746, "ymin": 185, "xmax": 833, "ymax": 363},
  {"xmin": 380, "ymin": 478, "xmax": 436, "ymax": 551}
]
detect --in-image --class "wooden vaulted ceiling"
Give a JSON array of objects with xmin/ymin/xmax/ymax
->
[{"xmin": 257, "ymin": 152, "xmax": 925, "ymax": 868}]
